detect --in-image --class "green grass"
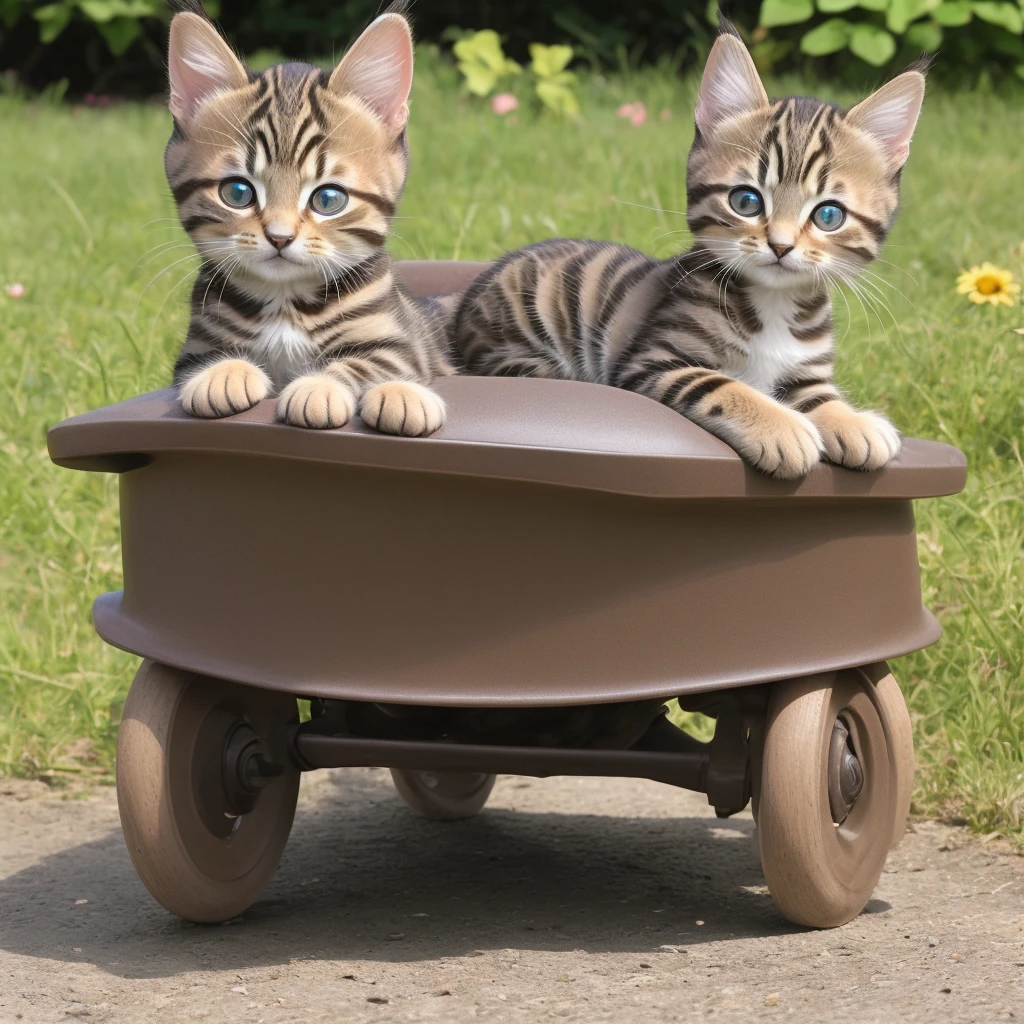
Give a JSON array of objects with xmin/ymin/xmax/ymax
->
[{"xmin": 1, "ymin": 58, "xmax": 1021, "ymax": 839}]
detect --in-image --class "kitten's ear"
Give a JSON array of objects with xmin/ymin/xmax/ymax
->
[
  {"xmin": 328, "ymin": 13, "xmax": 414, "ymax": 131},
  {"xmin": 846, "ymin": 71, "xmax": 926, "ymax": 168},
  {"xmin": 695, "ymin": 34, "xmax": 769, "ymax": 137},
  {"xmin": 168, "ymin": 12, "xmax": 247, "ymax": 121}
]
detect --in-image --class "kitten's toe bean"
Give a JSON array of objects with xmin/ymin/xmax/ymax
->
[
  {"xmin": 360, "ymin": 381, "xmax": 446, "ymax": 437},
  {"xmin": 746, "ymin": 407, "xmax": 824, "ymax": 481},
  {"xmin": 811, "ymin": 404, "xmax": 902, "ymax": 471},
  {"xmin": 179, "ymin": 359, "xmax": 270, "ymax": 418},
  {"xmin": 277, "ymin": 374, "xmax": 355, "ymax": 430}
]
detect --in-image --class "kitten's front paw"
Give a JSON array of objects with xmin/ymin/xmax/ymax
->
[
  {"xmin": 277, "ymin": 374, "xmax": 356, "ymax": 429},
  {"xmin": 809, "ymin": 403, "xmax": 901, "ymax": 471},
  {"xmin": 739, "ymin": 405, "xmax": 824, "ymax": 481},
  {"xmin": 360, "ymin": 381, "xmax": 446, "ymax": 437},
  {"xmin": 179, "ymin": 359, "xmax": 270, "ymax": 418}
]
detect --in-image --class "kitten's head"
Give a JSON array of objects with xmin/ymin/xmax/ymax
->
[
  {"xmin": 165, "ymin": 8, "xmax": 413, "ymax": 290},
  {"xmin": 687, "ymin": 26, "xmax": 925, "ymax": 291}
]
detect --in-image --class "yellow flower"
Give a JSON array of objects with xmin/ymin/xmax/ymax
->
[{"xmin": 956, "ymin": 263, "xmax": 1019, "ymax": 307}]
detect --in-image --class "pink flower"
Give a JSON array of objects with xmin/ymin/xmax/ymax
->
[
  {"xmin": 5, "ymin": 283, "xmax": 24, "ymax": 298},
  {"xmin": 616, "ymin": 101, "xmax": 647, "ymax": 127},
  {"xmin": 491, "ymin": 93, "xmax": 519, "ymax": 116}
]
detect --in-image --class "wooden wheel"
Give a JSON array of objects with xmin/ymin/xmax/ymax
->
[
  {"xmin": 117, "ymin": 660, "xmax": 300, "ymax": 923},
  {"xmin": 755, "ymin": 667, "xmax": 914, "ymax": 928},
  {"xmin": 390, "ymin": 769, "xmax": 496, "ymax": 820}
]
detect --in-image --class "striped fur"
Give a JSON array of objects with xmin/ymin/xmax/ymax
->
[
  {"xmin": 454, "ymin": 32, "xmax": 926, "ymax": 478},
  {"xmin": 166, "ymin": 8, "xmax": 452, "ymax": 435}
]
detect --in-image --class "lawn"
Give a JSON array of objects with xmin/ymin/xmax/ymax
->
[{"xmin": 0, "ymin": 55, "xmax": 1021, "ymax": 841}]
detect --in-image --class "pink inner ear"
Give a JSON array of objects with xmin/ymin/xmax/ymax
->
[
  {"xmin": 168, "ymin": 15, "xmax": 247, "ymax": 120},
  {"xmin": 330, "ymin": 14, "xmax": 414, "ymax": 128},
  {"xmin": 696, "ymin": 36, "xmax": 768, "ymax": 136},
  {"xmin": 848, "ymin": 74, "xmax": 925, "ymax": 165}
]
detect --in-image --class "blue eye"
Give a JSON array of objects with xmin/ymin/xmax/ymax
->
[
  {"xmin": 218, "ymin": 178, "xmax": 255, "ymax": 209},
  {"xmin": 310, "ymin": 185, "xmax": 349, "ymax": 216},
  {"xmin": 728, "ymin": 187, "xmax": 764, "ymax": 217},
  {"xmin": 812, "ymin": 203, "xmax": 846, "ymax": 231}
]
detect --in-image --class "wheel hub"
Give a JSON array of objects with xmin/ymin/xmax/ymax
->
[
  {"xmin": 827, "ymin": 717, "xmax": 864, "ymax": 824},
  {"xmin": 223, "ymin": 720, "xmax": 284, "ymax": 817}
]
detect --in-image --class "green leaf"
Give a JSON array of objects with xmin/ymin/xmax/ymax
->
[
  {"xmin": 857, "ymin": 0, "xmax": 891, "ymax": 10},
  {"xmin": 972, "ymin": 1, "xmax": 1023, "ymax": 32},
  {"xmin": 96, "ymin": 14, "xmax": 139, "ymax": 54},
  {"xmin": 535, "ymin": 79, "xmax": 580, "ymax": 116},
  {"xmin": 817, "ymin": 0, "xmax": 858, "ymax": 11},
  {"xmin": 34, "ymin": 2, "xmax": 72, "ymax": 44},
  {"xmin": 905, "ymin": 18, "xmax": 944, "ymax": 46},
  {"xmin": 887, "ymin": 0, "xmax": 940, "ymax": 32},
  {"xmin": 760, "ymin": 0, "xmax": 815, "ymax": 28},
  {"xmin": 529, "ymin": 43, "xmax": 574, "ymax": 78},
  {"xmin": 453, "ymin": 29, "xmax": 521, "ymax": 97},
  {"xmin": 934, "ymin": 1, "xmax": 973, "ymax": 23},
  {"xmin": 801, "ymin": 17, "xmax": 855, "ymax": 52},
  {"xmin": 849, "ymin": 22, "xmax": 897, "ymax": 62},
  {"xmin": 1016, "ymin": 62, "xmax": 1024, "ymax": 78}
]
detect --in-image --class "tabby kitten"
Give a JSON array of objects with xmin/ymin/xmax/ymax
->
[
  {"xmin": 454, "ymin": 28, "xmax": 925, "ymax": 478},
  {"xmin": 166, "ymin": 6, "xmax": 450, "ymax": 436}
]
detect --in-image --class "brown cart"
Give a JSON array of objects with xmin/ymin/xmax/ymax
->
[{"xmin": 47, "ymin": 261, "xmax": 967, "ymax": 930}]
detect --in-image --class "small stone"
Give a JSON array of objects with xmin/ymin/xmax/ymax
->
[
  {"xmin": 387, "ymin": 932, "xmax": 405, "ymax": 941},
  {"xmin": 764, "ymin": 993, "xmax": 780, "ymax": 1007},
  {"xmin": 659, "ymin": 944, "xmax": 684, "ymax": 953},
  {"xmin": 367, "ymin": 996, "xmax": 389, "ymax": 1004},
  {"xmin": 431, "ymin": 989, "xmax": 451, "ymax": 997},
  {"xmin": 940, "ymin": 988, "xmax": 952, "ymax": 994},
  {"xmin": 928, "ymin": 937, "xmax": 940, "ymax": 947},
  {"xmin": 696, "ymin": 920, "xmax": 705, "ymax": 926},
  {"xmin": 74, "ymin": 899, "xmax": 89, "ymax": 906},
  {"xmin": 639, "ymin": 963, "xmax": 652, "ymax": 969},
  {"xmin": 231, "ymin": 985, "xmax": 247, "ymax": 995}
]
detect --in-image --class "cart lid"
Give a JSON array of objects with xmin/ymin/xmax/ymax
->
[{"xmin": 48, "ymin": 374, "xmax": 966, "ymax": 501}]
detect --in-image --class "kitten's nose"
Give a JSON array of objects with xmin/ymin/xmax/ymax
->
[
  {"xmin": 264, "ymin": 226, "xmax": 296, "ymax": 250},
  {"xmin": 769, "ymin": 242, "xmax": 795, "ymax": 260}
]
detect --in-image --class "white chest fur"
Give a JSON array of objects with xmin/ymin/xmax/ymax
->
[
  {"xmin": 244, "ymin": 294, "xmax": 318, "ymax": 390},
  {"xmin": 737, "ymin": 288, "xmax": 831, "ymax": 395}
]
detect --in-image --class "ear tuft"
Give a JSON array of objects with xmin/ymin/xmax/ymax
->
[
  {"xmin": 168, "ymin": 12, "xmax": 248, "ymax": 121},
  {"xmin": 328, "ymin": 13, "xmax": 414, "ymax": 130},
  {"xmin": 695, "ymin": 34, "xmax": 769, "ymax": 138},
  {"xmin": 846, "ymin": 71, "xmax": 926, "ymax": 168}
]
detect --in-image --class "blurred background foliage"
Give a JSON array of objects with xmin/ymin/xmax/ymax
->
[{"xmin": 1, "ymin": 0, "xmax": 1023, "ymax": 96}]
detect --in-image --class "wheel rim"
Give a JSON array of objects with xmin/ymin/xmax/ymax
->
[
  {"xmin": 817, "ymin": 681, "xmax": 895, "ymax": 884},
  {"xmin": 828, "ymin": 716, "xmax": 864, "ymax": 825},
  {"xmin": 167, "ymin": 678, "xmax": 298, "ymax": 883}
]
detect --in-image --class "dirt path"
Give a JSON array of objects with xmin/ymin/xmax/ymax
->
[{"xmin": 1, "ymin": 770, "xmax": 1022, "ymax": 1024}]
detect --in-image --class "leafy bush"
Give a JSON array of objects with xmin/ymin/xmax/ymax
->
[
  {"xmin": 452, "ymin": 29, "xmax": 581, "ymax": 115},
  {"xmin": 752, "ymin": 0, "xmax": 1024, "ymax": 77},
  {"xmin": 1, "ymin": 0, "xmax": 1023, "ymax": 93}
]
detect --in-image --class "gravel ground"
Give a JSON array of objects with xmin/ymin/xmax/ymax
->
[{"xmin": 1, "ymin": 769, "xmax": 1022, "ymax": 1023}]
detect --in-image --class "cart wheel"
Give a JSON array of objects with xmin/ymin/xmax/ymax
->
[
  {"xmin": 117, "ymin": 660, "xmax": 300, "ymax": 923},
  {"xmin": 755, "ymin": 668, "xmax": 914, "ymax": 928},
  {"xmin": 390, "ymin": 769, "xmax": 496, "ymax": 821}
]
